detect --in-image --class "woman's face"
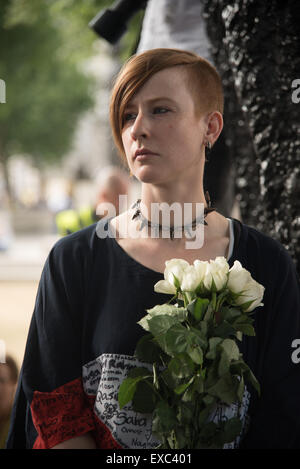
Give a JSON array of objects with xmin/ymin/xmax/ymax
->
[{"xmin": 121, "ymin": 67, "xmax": 208, "ymax": 185}]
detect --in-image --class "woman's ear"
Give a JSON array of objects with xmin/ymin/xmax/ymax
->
[{"xmin": 205, "ymin": 111, "xmax": 223, "ymax": 146}]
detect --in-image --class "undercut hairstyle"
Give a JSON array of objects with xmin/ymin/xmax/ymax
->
[{"xmin": 109, "ymin": 48, "xmax": 224, "ymax": 163}]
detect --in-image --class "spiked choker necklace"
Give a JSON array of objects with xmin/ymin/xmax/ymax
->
[{"xmin": 131, "ymin": 192, "xmax": 215, "ymax": 240}]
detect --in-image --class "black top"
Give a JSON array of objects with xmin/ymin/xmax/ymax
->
[{"xmin": 6, "ymin": 218, "xmax": 300, "ymax": 449}]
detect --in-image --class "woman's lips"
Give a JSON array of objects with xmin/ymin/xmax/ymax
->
[
  {"xmin": 134, "ymin": 149, "xmax": 158, "ymax": 161},
  {"xmin": 135, "ymin": 152, "xmax": 158, "ymax": 161}
]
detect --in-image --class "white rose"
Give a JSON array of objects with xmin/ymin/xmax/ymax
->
[
  {"xmin": 193, "ymin": 259, "xmax": 209, "ymax": 279},
  {"xmin": 227, "ymin": 261, "xmax": 252, "ymax": 293},
  {"xmin": 153, "ymin": 279, "xmax": 176, "ymax": 295},
  {"xmin": 228, "ymin": 261, "xmax": 265, "ymax": 312},
  {"xmin": 181, "ymin": 264, "xmax": 203, "ymax": 292},
  {"xmin": 154, "ymin": 258, "xmax": 190, "ymax": 294},
  {"xmin": 234, "ymin": 278, "xmax": 265, "ymax": 312},
  {"xmin": 203, "ymin": 257, "xmax": 229, "ymax": 292}
]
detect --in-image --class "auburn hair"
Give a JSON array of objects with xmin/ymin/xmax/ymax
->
[{"xmin": 109, "ymin": 48, "xmax": 224, "ymax": 163}]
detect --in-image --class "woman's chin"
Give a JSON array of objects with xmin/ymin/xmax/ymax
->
[{"xmin": 134, "ymin": 167, "xmax": 163, "ymax": 183}]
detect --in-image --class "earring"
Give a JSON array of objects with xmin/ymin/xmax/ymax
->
[{"xmin": 205, "ymin": 141, "xmax": 212, "ymax": 162}]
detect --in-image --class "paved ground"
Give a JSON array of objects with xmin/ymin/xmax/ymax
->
[
  {"xmin": 0, "ymin": 281, "xmax": 38, "ymax": 368},
  {"xmin": 0, "ymin": 234, "xmax": 59, "ymax": 368}
]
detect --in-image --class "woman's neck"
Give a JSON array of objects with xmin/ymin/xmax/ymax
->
[{"xmin": 140, "ymin": 185, "xmax": 208, "ymax": 225}]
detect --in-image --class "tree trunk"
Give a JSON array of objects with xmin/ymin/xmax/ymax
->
[{"xmin": 202, "ymin": 0, "xmax": 300, "ymax": 274}]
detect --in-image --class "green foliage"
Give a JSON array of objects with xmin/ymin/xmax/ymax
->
[
  {"xmin": 0, "ymin": 0, "xmax": 95, "ymax": 167},
  {"xmin": 0, "ymin": 0, "xmax": 144, "ymax": 168},
  {"xmin": 118, "ymin": 367, "xmax": 152, "ymax": 409},
  {"xmin": 118, "ymin": 281, "xmax": 261, "ymax": 449}
]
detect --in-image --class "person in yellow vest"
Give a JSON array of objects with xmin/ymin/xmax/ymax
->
[{"xmin": 56, "ymin": 166, "xmax": 130, "ymax": 236}]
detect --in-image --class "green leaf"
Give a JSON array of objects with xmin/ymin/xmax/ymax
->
[
  {"xmin": 206, "ymin": 373, "xmax": 237, "ymax": 405},
  {"xmin": 198, "ymin": 320, "xmax": 208, "ymax": 337},
  {"xmin": 239, "ymin": 299, "xmax": 256, "ymax": 311},
  {"xmin": 185, "ymin": 328, "xmax": 206, "ymax": 365},
  {"xmin": 234, "ymin": 323, "xmax": 256, "ymax": 336},
  {"xmin": 231, "ymin": 314, "xmax": 255, "ymax": 335},
  {"xmin": 230, "ymin": 359, "xmax": 250, "ymax": 375},
  {"xmin": 219, "ymin": 339, "xmax": 240, "ymax": 361},
  {"xmin": 202, "ymin": 394, "xmax": 216, "ymax": 407},
  {"xmin": 172, "ymin": 273, "xmax": 181, "ymax": 290},
  {"xmin": 166, "ymin": 430, "xmax": 177, "ymax": 449},
  {"xmin": 168, "ymin": 353, "xmax": 195, "ymax": 379},
  {"xmin": 174, "ymin": 376, "xmax": 195, "ymax": 395},
  {"xmin": 215, "ymin": 289, "xmax": 230, "ymax": 310},
  {"xmin": 152, "ymin": 401, "xmax": 178, "ymax": 435},
  {"xmin": 177, "ymin": 402, "xmax": 194, "ymax": 425},
  {"xmin": 135, "ymin": 333, "xmax": 166, "ymax": 364},
  {"xmin": 199, "ymin": 421, "xmax": 218, "ymax": 440},
  {"xmin": 132, "ymin": 380, "xmax": 157, "ymax": 414},
  {"xmin": 203, "ymin": 304, "xmax": 215, "ymax": 321},
  {"xmin": 187, "ymin": 344, "xmax": 203, "ymax": 365},
  {"xmin": 211, "ymin": 279, "xmax": 218, "ymax": 295},
  {"xmin": 205, "ymin": 358, "xmax": 220, "ymax": 389},
  {"xmin": 146, "ymin": 303, "xmax": 187, "ymax": 321},
  {"xmin": 118, "ymin": 377, "xmax": 138, "ymax": 409},
  {"xmin": 197, "ymin": 405, "xmax": 213, "ymax": 427},
  {"xmin": 118, "ymin": 367, "xmax": 151, "ymax": 409},
  {"xmin": 236, "ymin": 375, "xmax": 245, "ymax": 402},
  {"xmin": 146, "ymin": 314, "xmax": 178, "ymax": 339},
  {"xmin": 193, "ymin": 375, "xmax": 205, "ymax": 394},
  {"xmin": 216, "ymin": 338, "xmax": 242, "ymax": 386},
  {"xmin": 153, "ymin": 363, "xmax": 159, "ymax": 390},
  {"xmin": 220, "ymin": 307, "xmax": 242, "ymax": 323},
  {"xmin": 182, "ymin": 385, "xmax": 196, "ymax": 402},
  {"xmin": 161, "ymin": 368, "xmax": 181, "ymax": 388},
  {"xmin": 137, "ymin": 316, "xmax": 151, "ymax": 332},
  {"xmin": 164, "ymin": 323, "xmax": 190, "ymax": 355},
  {"xmin": 221, "ymin": 417, "xmax": 243, "ymax": 444},
  {"xmin": 232, "ymin": 313, "xmax": 252, "ymax": 324},
  {"xmin": 206, "ymin": 337, "xmax": 223, "ymax": 360},
  {"xmin": 218, "ymin": 350, "xmax": 231, "ymax": 377},
  {"xmin": 188, "ymin": 297, "xmax": 210, "ymax": 322},
  {"xmin": 127, "ymin": 367, "xmax": 152, "ymax": 379},
  {"xmin": 213, "ymin": 320, "xmax": 236, "ymax": 338},
  {"xmin": 188, "ymin": 327, "xmax": 207, "ymax": 348}
]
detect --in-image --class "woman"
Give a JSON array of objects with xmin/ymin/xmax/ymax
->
[{"xmin": 6, "ymin": 49, "xmax": 300, "ymax": 449}]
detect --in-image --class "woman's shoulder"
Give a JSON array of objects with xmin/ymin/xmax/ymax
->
[
  {"xmin": 47, "ymin": 222, "xmax": 107, "ymax": 270},
  {"xmin": 232, "ymin": 218, "xmax": 299, "ymax": 281},
  {"xmin": 52, "ymin": 222, "xmax": 105, "ymax": 253}
]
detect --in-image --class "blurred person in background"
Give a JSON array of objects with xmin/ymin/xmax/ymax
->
[
  {"xmin": 55, "ymin": 165, "xmax": 130, "ymax": 236},
  {"xmin": 0, "ymin": 356, "xmax": 19, "ymax": 449}
]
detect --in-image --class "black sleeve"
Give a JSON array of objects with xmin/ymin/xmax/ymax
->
[
  {"xmin": 242, "ymin": 246, "xmax": 300, "ymax": 449},
  {"xmin": 6, "ymin": 231, "xmax": 96, "ymax": 449}
]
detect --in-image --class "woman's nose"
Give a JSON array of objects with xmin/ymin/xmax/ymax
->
[{"xmin": 130, "ymin": 113, "xmax": 149, "ymax": 140}]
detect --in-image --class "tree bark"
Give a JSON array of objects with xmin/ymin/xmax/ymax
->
[{"xmin": 202, "ymin": 0, "xmax": 300, "ymax": 274}]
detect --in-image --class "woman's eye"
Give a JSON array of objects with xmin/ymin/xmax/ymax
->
[
  {"xmin": 153, "ymin": 107, "xmax": 169, "ymax": 114},
  {"xmin": 123, "ymin": 113, "xmax": 136, "ymax": 122},
  {"xmin": 123, "ymin": 107, "xmax": 169, "ymax": 125}
]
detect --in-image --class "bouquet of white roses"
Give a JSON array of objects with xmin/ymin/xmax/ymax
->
[{"xmin": 118, "ymin": 257, "xmax": 265, "ymax": 449}]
